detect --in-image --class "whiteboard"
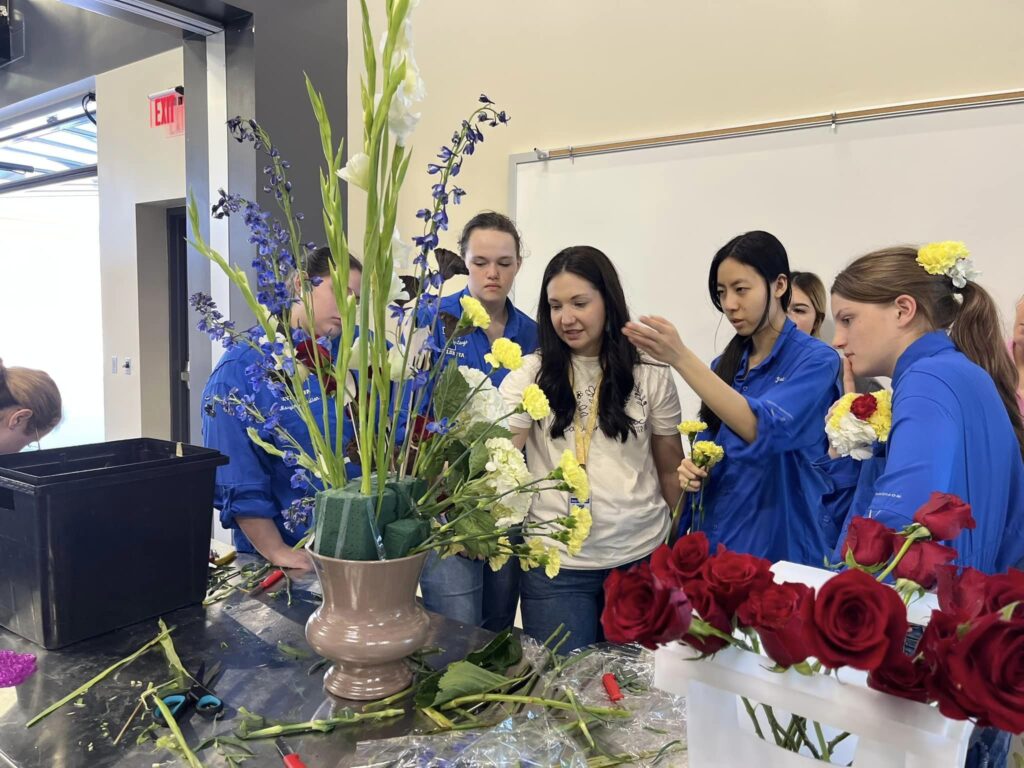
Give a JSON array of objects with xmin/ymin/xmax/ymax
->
[{"xmin": 512, "ymin": 103, "xmax": 1024, "ymax": 418}]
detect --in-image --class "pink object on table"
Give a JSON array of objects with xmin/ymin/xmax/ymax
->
[{"xmin": 0, "ymin": 649, "xmax": 37, "ymax": 687}]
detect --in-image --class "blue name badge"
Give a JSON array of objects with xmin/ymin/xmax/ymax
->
[{"xmin": 568, "ymin": 495, "xmax": 591, "ymax": 515}]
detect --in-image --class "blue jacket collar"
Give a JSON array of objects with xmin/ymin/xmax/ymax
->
[
  {"xmin": 738, "ymin": 317, "xmax": 797, "ymax": 376},
  {"xmin": 893, "ymin": 330, "xmax": 954, "ymax": 387},
  {"xmin": 455, "ymin": 286, "xmax": 521, "ymax": 337}
]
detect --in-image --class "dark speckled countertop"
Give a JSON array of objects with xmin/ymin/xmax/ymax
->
[{"xmin": 0, "ymin": 560, "xmax": 491, "ymax": 767}]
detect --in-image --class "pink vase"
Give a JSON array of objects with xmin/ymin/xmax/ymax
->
[{"xmin": 305, "ymin": 547, "xmax": 430, "ymax": 700}]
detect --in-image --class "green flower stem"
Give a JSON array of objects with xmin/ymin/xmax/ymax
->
[
  {"xmin": 876, "ymin": 527, "xmax": 928, "ymax": 583},
  {"xmin": 361, "ymin": 686, "xmax": 412, "ymax": 712},
  {"xmin": 828, "ymin": 731, "xmax": 852, "ymax": 752},
  {"xmin": 814, "ymin": 719, "xmax": 831, "ymax": 762},
  {"xmin": 761, "ymin": 705, "xmax": 789, "ymax": 747},
  {"xmin": 27, "ymin": 625, "xmax": 175, "ymax": 727},
  {"xmin": 438, "ymin": 693, "xmax": 628, "ymax": 719},
  {"xmin": 789, "ymin": 715, "xmax": 821, "ymax": 760},
  {"xmin": 741, "ymin": 697, "xmax": 766, "ymax": 741},
  {"xmin": 239, "ymin": 708, "xmax": 404, "ymax": 740},
  {"xmin": 147, "ymin": 687, "xmax": 206, "ymax": 768}
]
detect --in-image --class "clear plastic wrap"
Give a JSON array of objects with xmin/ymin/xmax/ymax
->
[
  {"xmin": 350, "ymin": 713, "xmax": 587, "ymax": 767},
  {"xmin": 349, "ymin": 641, "xmax": 687, "ymax": 767}
]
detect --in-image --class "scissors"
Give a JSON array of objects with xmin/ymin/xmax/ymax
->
[{"xmin": 153, "ymin": 661, "xmax": 224, "ymax": 725}]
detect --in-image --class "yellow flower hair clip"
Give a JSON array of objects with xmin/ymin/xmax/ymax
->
[{"xmin": 916, "ymin": 241, "xmax": 981, "ymax": 291}]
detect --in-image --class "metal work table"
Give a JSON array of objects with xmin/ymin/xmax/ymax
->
[{"xmin": 0, "ymin": 563, "xmax": 492, "ymax": 767}]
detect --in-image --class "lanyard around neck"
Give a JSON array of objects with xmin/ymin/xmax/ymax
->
[{"xmin": 570, "ymin": 368, "xmax": 602, "ymax": 468}]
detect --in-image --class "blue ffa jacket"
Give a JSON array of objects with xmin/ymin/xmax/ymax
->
[
  {"xmin": 201, "ymin": 337, "xmax": 353, "ymax": 553},
  {"xmin": 822, "ymin": 331, "xmax": 1024, "ymax": 573},
  {"xmin": 683, "ymin": 319, "xmax": 842, "ymax": 566},
  {"xmin": 429, "ymin": 287, "xmax": 538, "ymax": 385}
]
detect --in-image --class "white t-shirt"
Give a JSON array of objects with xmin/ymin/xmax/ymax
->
[{"xmin": 500, "ymin": 352, "xmax": 682, "ymax": 569}]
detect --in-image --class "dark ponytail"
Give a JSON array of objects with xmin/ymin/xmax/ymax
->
[{"xmin": 698, "ymin": 231, "xmax": 791, "ymax": 434}]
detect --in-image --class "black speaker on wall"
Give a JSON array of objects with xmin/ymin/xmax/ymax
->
[
  {"xmin": 0, "ymin": 1, "xmax": 12, "ymax": 65},
  {"xmin": 0, "ymin": 0, "xmax": 25, "ymax": 68}
]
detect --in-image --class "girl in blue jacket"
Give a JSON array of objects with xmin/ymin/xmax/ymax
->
[
  {"xmin": 823, "ymin": 245, "xmax": 1024, "ymax": 574},
  {"xmin": 419, "ymin": 212, "xmax": 538, "ymax": 631},
  {"xmin": 624, "ymin": 231, "xmax": 841, "ymax": 565}
]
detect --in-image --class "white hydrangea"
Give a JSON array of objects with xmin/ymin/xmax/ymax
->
[
  {"xmin": 826, "ymin": 412, "xmax": 878, "ymax": 460},
  {"xmin": 482, "ymin": 437, "xmax": 534, "ymax": 526},
  {"xmin": 457, "ymin": 366, "xmax": 508, "ymax": 430}
]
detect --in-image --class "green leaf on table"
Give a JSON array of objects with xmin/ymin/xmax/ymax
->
[
  {"xmin": 433, "ymin": 362, "xmax": 470, "ymax": 421},
  {"xmin": 277, "ymin": 641, "xmax": 312, "ymax": 660},
  {"xmin": 158, "ymin": 618, "xmax": 188, "ymax": 690},
  {"xmin": 418, "ymin": 661, "xmax": 513, "ymax": 708},
  {"xmin": 465, "ymin": 629, "xmax": 523, "ymax": 673}
]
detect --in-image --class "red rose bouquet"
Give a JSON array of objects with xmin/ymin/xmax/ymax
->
[{"xmin": 601, "ymin": 492, "xmax": 1024, "ymax": 762}]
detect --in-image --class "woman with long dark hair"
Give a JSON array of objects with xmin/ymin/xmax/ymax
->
[
  {"xmin": 500, "ymin": 246, "xmax": 684, "ymax": 650},
  {"xmin": 623, "ymin": 231, "xmax": 841, "ymax": 565}
]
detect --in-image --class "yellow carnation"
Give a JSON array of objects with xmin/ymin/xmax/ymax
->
[
  {"xmin": 916, "ymin": 241, "xmax": 969, "ymax": 276},
  {"xmin": 459, "ymin": 295, "xmax": 491, "ymax": 329},
  {"xmin": 826, "ymin": 393, "xmax": 855, "ymax": 433},
  {"xmin": 520, "ymin": 384, "xmax": 551, "ymax": 420},
  {"xmin": 484, "ymin": 338, "xmax": 523, "ymax": 371},
  {"xmin": 691, "ymin": 440, "xmax": 725, "ymax": 470},
  {"xmin": 545, "ymin": 546, "xmax": 561, "ymax": 578},
  {"xmin": 867, "ymin": 389, "xmax": 893, "ymax": 442},
  {"xmin": 488, "ymin": 536, "xmax": 511, "ymax": 572},
  {"xmin": 522, "ymin": 537, "xmax": 547, "ymax": 571},
  {"xmin": 677, "ymin": 420, "xmax": 708, "ymax": 437},
  {"xmin": 567, "ymin": 505, "xmax": 592, "ymax": 556},
  {"xmin": 557, "ymin": 450, "xmax": 590, "ymax": 502}
]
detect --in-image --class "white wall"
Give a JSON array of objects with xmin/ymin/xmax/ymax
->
[
  {"xmin": 96, "ymin": 48, "xmax": 185, "ymax": 439},
  {"xmin": 346, "ymin": 0, "xmax": 1024, "ymax": 285}
]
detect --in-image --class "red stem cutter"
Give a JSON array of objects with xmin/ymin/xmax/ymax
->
[{"xmin": 602, "ymin": 673, "xmax": 623, "ymax": 702}]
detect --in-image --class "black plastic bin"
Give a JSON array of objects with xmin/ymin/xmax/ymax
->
[{"xmin": 0, "ymin": 438, "xmax": 228, "ymax": 649}]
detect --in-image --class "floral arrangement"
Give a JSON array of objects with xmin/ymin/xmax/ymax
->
[
  {"xmin": 825, "ymin": 389, "xmax": 892, "ymax": 460},
  {"xmin": 916, "ymin": 240, "xmax": 980, "ymax": 289},
  {"xmin": 601, "ymin": 492, "xmax": 1024, "ymax": 762},
  {"xmin": 674, "ymin": 420, "xmax": 724, "ymax": 534},
  {"xmin": 187, "ymin": 0, "xmax": 588, "ymax": 569}
]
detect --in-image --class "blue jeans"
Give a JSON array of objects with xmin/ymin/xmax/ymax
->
[
  {"xmin": 419, "ymin": 550, "xmax": 520, "ymax": 631},
  {"xmin": 965, "ymin": 726, "xmax": 1012, "ymax": 768},
  {"xmin": 520, "ymin": 559, "xmax": 645, "ymax": 653}
]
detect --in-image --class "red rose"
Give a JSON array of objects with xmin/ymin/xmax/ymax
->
[
  {"xmin": 850, "ymin": 393, "xmax": 878, "ymax": 420},
  {"xmin": 802, "ymin": 568, "xmax": 908, "ymax": 671},
  {"xmin": 841, "ymin": 516, "xmax": 896, "ymax": 567},
  {"xmin": 892, "ymin": 539, "xmax": 957, "ymax": 589},
  {"xmin": 936, "ymin": 565, "xmax": 988, "ymax": 621},
  {"xmin": 867, "ymin": 647, "xmax": 932, "ymax": 703},
  {"xmin": 295, "ymin": 340, "xmax": 337, "ymax": 395},
  {"xmin": 651, "ymin": 533, "xmax": 710, "ymax": 589},
  {"xmin": 701, "ymin": 548, "xmax": 774, "ymax": 614},
  {"xmin": 681, "ymin": 578, "xmax": 732, "ymax": 655},
  {"xmin": 912, "ymin": 492, "xmax": 976, "ymax": 541},
  {"xmin": 933, "ymin": 612, "xmax": 1024, "ymax": 733},
  {"xmin": 983, "ymin": 569, "xmax": 1024, "ymax": 619},
  {"xmin": 601, "ymin": 563, "xmax": 692, "ymax": 650},
  {"xmin": 737, "ymin": 582, "xmax": 814, "ymax": 668}
]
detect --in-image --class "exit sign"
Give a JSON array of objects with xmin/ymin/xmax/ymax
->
[{"xmin": 149, "ymin": 89, "xmax": 185, "ymax": 136}]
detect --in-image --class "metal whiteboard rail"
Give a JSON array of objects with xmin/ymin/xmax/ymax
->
[{"xmin": 533, "ymin": 89, "xmax": 1024, "ymax": 162}]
